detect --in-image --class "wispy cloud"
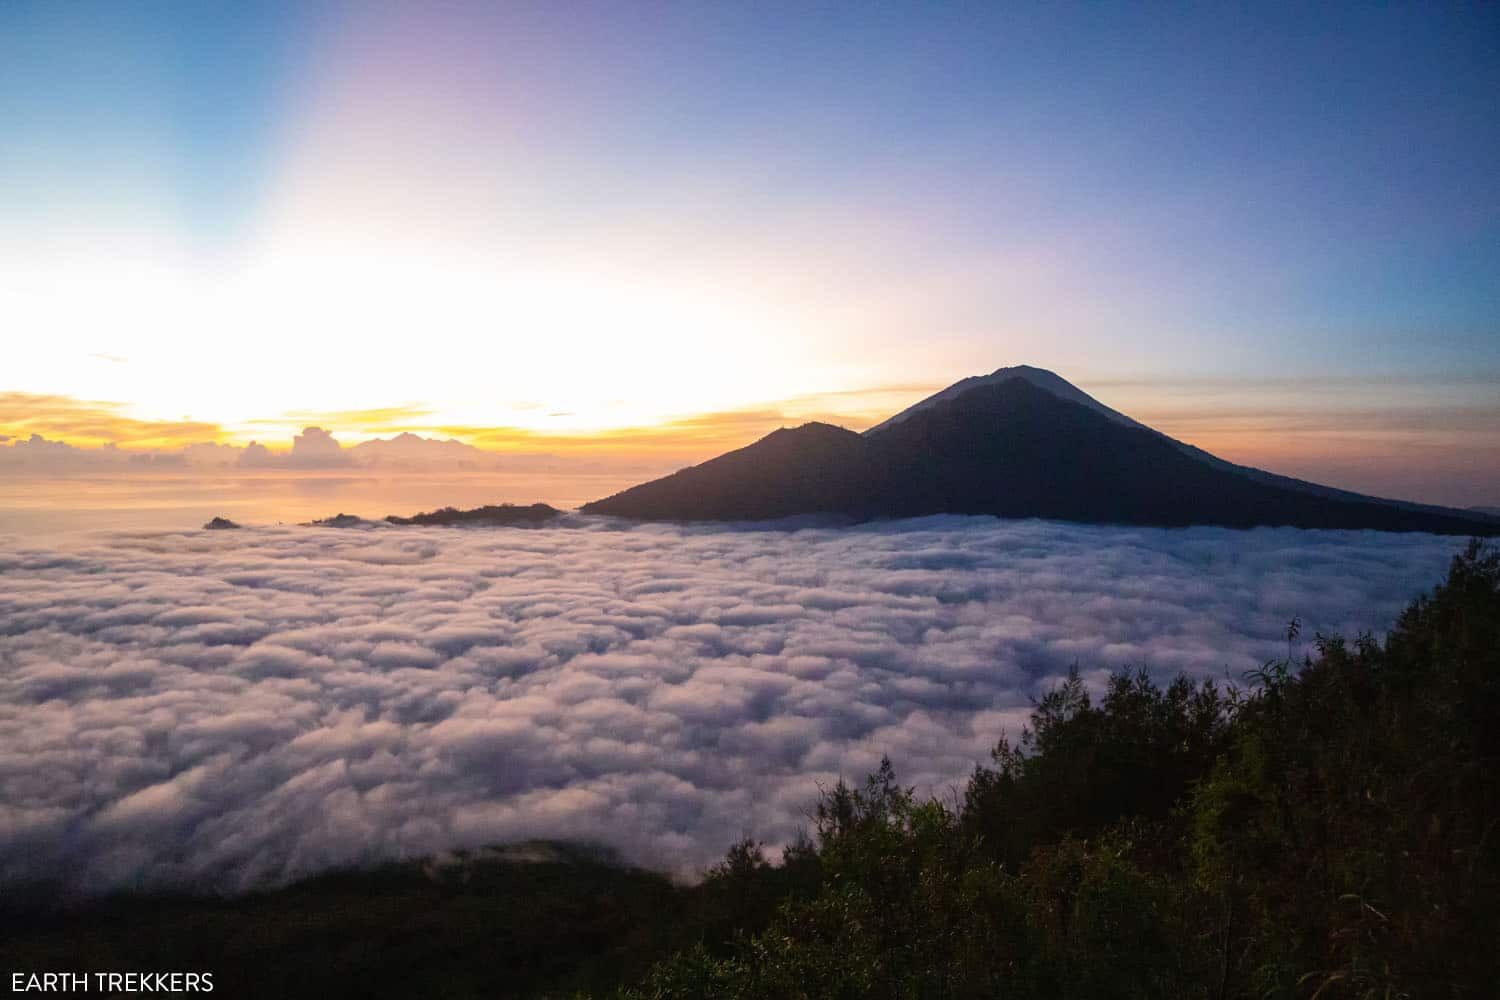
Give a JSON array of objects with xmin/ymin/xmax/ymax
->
[
  {"xmin": 1079, "ymin": 376, "xmax": 1500, "ymax": 507},
  {"xmin": 252, "ymin": 405, "xmax": 439, "ymax": 436},
  {"xmin": 0, "ymin": 393, "xmax": 223, "ymax": 450},
  {"xmin": 433, "ymin": 407, "xmax": 851, "ymax": 460}
]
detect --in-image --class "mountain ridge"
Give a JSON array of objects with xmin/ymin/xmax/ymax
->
[
  {"xmin": 875, "ymin": 367, "xmax": 1477, "ymax": 519},
  {"xmin": 583, "ymin": 368, "xmax": 1497, "ymax": 534}
]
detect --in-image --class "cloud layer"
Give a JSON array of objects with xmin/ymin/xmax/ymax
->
[
  {"xmin": 0, "ymin": 424, "xmax": 510, "ymax": 473},
  {"xmin": 0, "ymin": 516, "xmax": 1464, "ymax": 895}
]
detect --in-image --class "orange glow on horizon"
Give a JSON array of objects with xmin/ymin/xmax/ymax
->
[
  {"xmin": 0, "ymin": 385, "xmax": 934, "ymax": 461},
  {"xmin": 4, "ymin": 380, "xmax": 1497, "ymax": 510},
  {"xmin": 0, "ymin": 393, "xmax": 225, "ymax": 451}
]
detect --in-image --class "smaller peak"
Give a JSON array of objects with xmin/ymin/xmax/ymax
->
[
  {"xmin": 765, "ymin": 421, "xmax": 853, "ymax": 436},
  {"xmin": 761, "ymin": 421, "xmax": 861, "ymax": 445}
]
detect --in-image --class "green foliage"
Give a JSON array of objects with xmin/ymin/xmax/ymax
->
[
  {"xmin": 964, "ymin": 665, "xmax": 1232, "ymax": 868},
  {"xmin": 626, "ymin": 541, "xmax": 1500, "ymax": 999},
  {"xmin": 1188, "ymin": 540, "xmax": 1500, "ymax": 997}
]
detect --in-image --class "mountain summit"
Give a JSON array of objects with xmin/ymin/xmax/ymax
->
[
  {"xmin": 582, "ymin": 368, "xmax": 1497, "ymax": 534},
  {"xmin": 865, "ymin": 365, "xmax": 1148, "ymax": 435}
]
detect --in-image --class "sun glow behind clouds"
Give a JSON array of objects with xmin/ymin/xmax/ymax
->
[
  {"xmin": 1, "ymin": 224, "xmax": 834, "ymax": 439},
  {"xmin": 0, "ymin": 2, "xmax": 874, "ymax": 440}
]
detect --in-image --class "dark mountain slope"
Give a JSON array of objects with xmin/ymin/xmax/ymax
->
[
  {"xmin": 584, "ymin": 375, "xmax": 1496, "ymax": 534},
  {"xmin": 585, "ymin": 423, "xmax": 868, "ymax": 521},
  {"xmin": 874, "ymin": 366, "xmax": 1485, "ymax": 519},
  {"xmin": 856, "ymin": 379, "xmax": 1492, "ymax": 531}
]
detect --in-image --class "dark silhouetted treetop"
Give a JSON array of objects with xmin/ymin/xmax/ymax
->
[{"xmin": 384, "ymin": 503, "xmax": 560, "ymax": 526}]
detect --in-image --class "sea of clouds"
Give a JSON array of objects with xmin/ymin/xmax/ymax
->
[{"xmin": 0, "ymin": 516, "xmax": 1465, "ymax": 895}]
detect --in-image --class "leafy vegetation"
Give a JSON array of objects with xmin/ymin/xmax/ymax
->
[
  {"xmin": 624, "ymin": 540, "xmax": 1500, "ymax": 999},
  {"xmin": 3, "ymin": 543, "xmax": 1494, "ymax": 998}
]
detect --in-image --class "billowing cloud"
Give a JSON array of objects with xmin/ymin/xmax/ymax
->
[
  {"xmin": 0, "ymin": 516, "xmax": 1464, "ymax": 896},
  {"xmin": 239, "ymin": 426, "xmax": 352, "ymax": 469},
  {"xmin": 0, "ymin": 434, "xmax": 130, "ymax": 470},
  {"xmin": 288, "ymin": 427, "xmax": 348, "ymax": 467}
]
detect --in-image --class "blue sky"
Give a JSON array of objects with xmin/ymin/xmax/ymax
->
[{"xmin": 1, "ymin": 1, "xmax": 1497, "ymax": 502}]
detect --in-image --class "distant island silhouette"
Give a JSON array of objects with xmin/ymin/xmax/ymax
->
[
  {"xmin": 384, "ymin": 503, "xmax": 560, "ymax": 526},
  {"xmin": 584, "ymin": 366, "xmax": 1500, "ymax": 535},
  {"xmin": 298, "ymin": 503, "xmax": 564, "ymax": 529}
]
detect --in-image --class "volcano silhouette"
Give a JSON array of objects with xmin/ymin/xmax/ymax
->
[{"xmin": 582, "ymin": 367, "xmax": 1498, "ymax": 534}]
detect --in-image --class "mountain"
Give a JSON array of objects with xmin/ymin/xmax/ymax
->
[
  {"xmin": 865, "ymin": 364, "xmax": 1150, "ymax": 435},
  {"xmin": 348, "ymin": 433, "xmax": 502, "ymax": 469},
  {"xmin": 582, "ymin": 368, "xmax": 1498, "ymax": 534},
  {"xmin": 581, "ymin": 422, "xmax": 868, "ymax": 522}
]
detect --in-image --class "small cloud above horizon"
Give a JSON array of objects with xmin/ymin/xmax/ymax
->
[{"xmin": 257, "ymin": 404, "xmax": 439, "ymax": 435}]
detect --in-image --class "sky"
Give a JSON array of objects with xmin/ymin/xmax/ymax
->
[{"xmin": 1, "ymin": 2, "xmax": 1498, "ymax": 505}]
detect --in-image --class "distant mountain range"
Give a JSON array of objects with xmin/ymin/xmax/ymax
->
[
  {"xmin": 583, "ymin": 366, "xmax": 1499, "ymax": 535},
  {"xmin": 348, "ymin": 432, "xmax": 500, "ymax": 468}
]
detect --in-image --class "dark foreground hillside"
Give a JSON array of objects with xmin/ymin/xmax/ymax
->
[
  {"xmin": 0, "ymin": 844, "xmax": 685, "ymax": 998},
  {"xmin": 4, "ymin": 543, "xmax": 1496, "ymax": 999}
]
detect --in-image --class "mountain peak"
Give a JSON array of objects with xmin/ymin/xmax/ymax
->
[
  {"xmin": 585, "ymin": 365, "xmax": 1496, "ymax": 534},
  {"xmin": 989, "ymin": 363, "xmax": 1057, "ymax": 378},
  {"xmin": 865, "ymin": 364, "xmax": 1145, "ymax": 436}
]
